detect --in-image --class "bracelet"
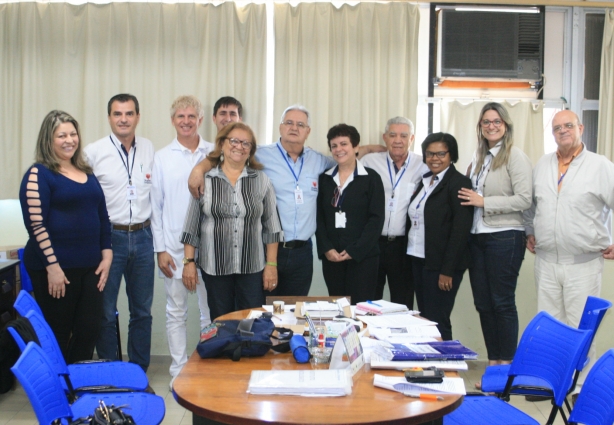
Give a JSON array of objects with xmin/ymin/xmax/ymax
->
[{"xmin": 266, "ymin": 261, "xmax": 278, "ymax": 267}]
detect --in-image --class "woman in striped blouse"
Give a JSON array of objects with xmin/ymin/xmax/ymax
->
[{"xmin": 181, "ymin": 122, "xmax": 284, "ymax": 320}]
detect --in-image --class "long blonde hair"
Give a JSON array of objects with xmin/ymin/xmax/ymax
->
[
  {"xmin": 35, "ymin": 110, "xmax": 92, "ymax": 174},
  {"xmin": 474, "ymin": 102, "xmax": 514, "ymax": 172}
]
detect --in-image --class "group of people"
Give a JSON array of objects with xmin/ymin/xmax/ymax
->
[{"xmin": 19, "ymin": 94, "xmax": 614, "ymax": 395}]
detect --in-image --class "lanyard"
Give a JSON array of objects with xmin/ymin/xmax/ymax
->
[
  {"xmin": 473, "ymin": 155, "xmax": 492, "ymax": 191},
  {"xmin": 331, "ymin": 166, "xmax": 358, "ymax": 210},
  {"xmin": 386, "ymin": 157, "xmax": 408, "ymax": 198},
  {"xmin": 415, "ymin": 176, "xmax": 438, "ymax": 210},
  {"xmin": 558, "ymin": 172, "xmax": 566, "ymax": 186},
  {"xmin": 277, "ymin": 144, "xmax": 304, "ymax": 189},
  {"xmin": 110, "ymin": 136, "xmax": 136, "ymax": 185}
]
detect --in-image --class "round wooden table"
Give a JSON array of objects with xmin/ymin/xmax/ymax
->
[{"xmin": 172, "ymin": 310, "xmax": 463, "ymax": 425}]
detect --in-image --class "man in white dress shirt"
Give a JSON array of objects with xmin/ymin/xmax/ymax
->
[
  {"xmin": 361, "ymin": 117, "xmax": 428, "ymax": 308},
  {"xmin": 151, "ymin": 96, "xmax": 215, "ymax": 389},
  {"xmin": 85, "ymin": 94, "xmax": 155, "ymax": 374}
]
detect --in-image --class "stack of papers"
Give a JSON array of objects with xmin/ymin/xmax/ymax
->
[
  {"xmin": 247, "ymin": 370, "xmax": 352, "ymax": 397},
  {"xmin": 302, "ymin": 301, "xmax": 341, "ymax": 319},
  {"xmin": 355, "ymin": 299, "xmax": 410, "ymax": 315},
  {"xmin": 373, "ymin": 374, "xmax": 466, "ymax": 395}
]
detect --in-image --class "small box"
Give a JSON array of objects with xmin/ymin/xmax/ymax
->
[{"xmin": 0, "ymin": 245, "xmax": 21, "ymax": 261}]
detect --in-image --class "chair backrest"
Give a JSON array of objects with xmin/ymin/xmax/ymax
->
[
  {"xmin": 24, "ymin": 310, "xmax": 71, "ymax": 377},
  {"xmin": 17, "ymin": 249, "xmax": 33, "ymax": 293},
  {"xmin": 7, "ymin": 327, "xmax": 26, "ymax": 351},
  {"xmin": 14, "ymin": 290, "xmax": 43, "ymax": 317},
  {"xmin": 568, "ymin": 349, "xmax": 614, "ymax": 425},
  {"xmin": 508, "ymin": 311, "xmax": 592, "ymax": 407},
  {"xmin": 11, "ymin": 342, "xmax": 74, "ymax": 425},
  {"xmin": 576, "ymin": 296, "xmax": 612, "ymax": 367},
  {"xmin": 265, "ymin": 295, "xmax": 351, "ymax": 305}
]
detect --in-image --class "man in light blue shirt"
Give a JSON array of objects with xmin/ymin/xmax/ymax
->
[{"xmin": 188, "ymin": 104, "xmax": 381, "ymax": 295}]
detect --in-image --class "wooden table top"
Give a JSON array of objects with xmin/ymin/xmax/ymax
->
[{"xmin": 172, "ymin": 310, "xmax": 463, "ymax": 425}]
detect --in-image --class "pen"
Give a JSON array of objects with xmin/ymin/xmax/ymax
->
[
  {"xmin": 403, "ymin": 393, "xmax": 444, "ymax": 401},
  {"xmin": 367, "ymin": 300, "xmax": 382, "ymax": 307}
]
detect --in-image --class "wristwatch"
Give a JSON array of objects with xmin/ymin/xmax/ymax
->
[{"xmin": 182, "ymin": 257, "xmax": 195, "ymax": 265}]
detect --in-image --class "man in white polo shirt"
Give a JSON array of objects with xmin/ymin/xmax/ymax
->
[
  {"xmin": 151, "ymin": 95, "xmax": 214, "ymax": 389},
  {"xmin": 85, "ymin": 94, "xmax": 155, "ymax": 374},
  {"xmin": 361, "ymin": 117, "xmax": 427, "ymax": 308}
]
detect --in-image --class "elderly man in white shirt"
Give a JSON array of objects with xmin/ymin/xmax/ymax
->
[
  {"xmin": 151, "ymin": 96, "xmax": 215, "ymax": 389},
  {"xmin": 361, "ymin": 117, "xmax": 428, "ymax": 308}
]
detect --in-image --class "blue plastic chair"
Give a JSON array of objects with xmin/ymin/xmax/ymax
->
[
  {"xmin": 481, "ymin": 296, "xmax": 611, "ymax": 413},
  {"xmin": 445, "ymin": 311, "xmax": 593, "ymax": 425},
  {"xmin": 568, "ymin": 349, "xmax": 614, "ymax": 425},
  {"xmin": 11, "ymin": 342, "xmax": 165, "ymax": 425},
  {"xmin": 13, "ymin": 289, "xmax": 43, "ymax": 317},
  {"xmin": 17, "ymin": 248, "xmax": 33, "ymax": 293},
  {"xmin": 23, "ymin": 309, "xmax": 149, "ymax": 398}
]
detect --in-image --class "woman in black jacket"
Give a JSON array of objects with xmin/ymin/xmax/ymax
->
[
  {"xmin": 316, "ymin": 124, "xmax": 385, "ymax": 303},
  {"xmin": 406, "ymin": 133, "xmax": 473, "ymax": 340}
]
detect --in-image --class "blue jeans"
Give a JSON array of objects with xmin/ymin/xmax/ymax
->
[
  {"xmin": 469, "ymin": 230, "xmax": 525, "ymax": 361},
  {"xmin": 273, "ymin": 240, "xmax": 313, "ymax": 296},
  {"xmin": 96, "ymin": 227, "xmax": 154, "ymax": 371},
  {"xmin": 202, "ymin": 271, "xmax": 264, "ymax": 320}
]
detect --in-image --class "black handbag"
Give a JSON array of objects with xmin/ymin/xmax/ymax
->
[{"xmin": 68, "ymin": 401, "xmax": 135, "ymax": 425}]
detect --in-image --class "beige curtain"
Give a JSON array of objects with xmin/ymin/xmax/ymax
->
[
  {"xmin": 597, "ymin": 9, "xmax": 614, "ymax": 161},
  {"xmin": 273, "ymin": 2, "xmax": 420, "ymax": 153},
  {"xmin": 440, "ymin": 100, "xmax": 544, "ymax": 173},
  {"xmin": 0, "ymin": 2, "xmax": 267, "ymax": 199}
]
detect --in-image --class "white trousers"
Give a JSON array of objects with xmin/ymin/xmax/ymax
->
[
  {"xmin": 165, "ymin": 276, "xmax": 211, "ymax": 378},
  {"xmin": 534, "ymin": 255, "xmax": 603, "ymax": 390}
]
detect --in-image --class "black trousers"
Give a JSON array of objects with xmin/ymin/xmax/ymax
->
[
  {"xmin": 410, "ymin": 256, "xmax": 464, "ymax": 341},
  {"xmin": 374, "ymin": 236, "xmax": 414, "ymax": 309},
  {"xmin": 29, "ymin": 266, "xmax": 103, "ymax": 364},
  {"xmin": 322, "ymin": 255, "xmax": 379, "ymax": 304}
]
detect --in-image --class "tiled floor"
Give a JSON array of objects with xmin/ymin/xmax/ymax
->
[{"xmin": 0, "ymin": 358, "xmax": 566, "ymax": 425}]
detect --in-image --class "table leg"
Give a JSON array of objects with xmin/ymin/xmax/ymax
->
[{"xmin": 193, "ymin": 413, "xmax": 226, "ymax": 425}]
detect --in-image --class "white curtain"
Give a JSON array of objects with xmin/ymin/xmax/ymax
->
[
  {"xmin": 0, "ymin": 2, "xmax": 267, "ymax": 199},
  {"xmin": 440, "ymin": 100, "xmax": 544, "ymax": 173},
  {"xmin": 597, "ymin": 9, "xmax": 614, "ymax": 161},
  {"xmin": 273, "ymin": 2, "xmax": 420, "ymax": 153}
]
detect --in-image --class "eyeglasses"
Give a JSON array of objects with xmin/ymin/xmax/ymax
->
[
  {"xmin": 481, "ymin": 119, "xmax": 503, "ymax": 127},
  {"xmin": 552, "ymin": 122, "xmax": 577, "ymax": 133},
  {"xmin": 281, "ymin": 120, "xmax": 308, "ymax": 130},
  {"xmin": 425, "ymin": 151, "xmax": 449, "ymax": 159},
  {"xmin": 226, "ymin": 137, "xmax": 252, "ymax": 149}
]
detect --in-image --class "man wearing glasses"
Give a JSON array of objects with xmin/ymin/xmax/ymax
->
[
  {"xmin": 524, "ymin": 109, "xmax": 614, "ymax": 394},
  {"xmin": 361, "ymin": 117, "xmax": 428, "ymax": 309},
  {"xmin": 189, "ymin": 104, "xmax": 382, "ymax": 296},
  {"xmin": 151, "ymin": 95, "xmax": 214, "ymax": 389}
]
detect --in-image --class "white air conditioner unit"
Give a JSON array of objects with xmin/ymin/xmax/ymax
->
[{"xmin": 436, "ymin": 5, "xmax": 544, "ymax": 82}]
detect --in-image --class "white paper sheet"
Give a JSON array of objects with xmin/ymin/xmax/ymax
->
[{"xmin": 373, "ymin": 374, "xmax": 466, "ymax": 395}]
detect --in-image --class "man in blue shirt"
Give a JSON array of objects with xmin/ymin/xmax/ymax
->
[{"xmin": 189, "ymin": 104, "xmax": 382, "ymax": 295}]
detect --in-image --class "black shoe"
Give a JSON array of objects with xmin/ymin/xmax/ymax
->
[
  {"xmin": 525, "ymin": 395, "xmax": 549, "ymax": 402},
  {"xmin": 144, "ymin": 384, "xmax": 156, "ymax": 394},
  {"xmin": 571, "ymin": 393, "xmax": 578, "ymax": 406}
]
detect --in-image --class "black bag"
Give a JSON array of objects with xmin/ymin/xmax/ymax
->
[
  {"xmin": 0, "ymin": 317, "xmax": 40, "ymax": 394},
  {"xmin": 197, "ymin": 313, "xmax": 293, "ymax": 361},
  {"xmin": 68, "ymin": 401, "xmax": 135, "ymax": 425}
]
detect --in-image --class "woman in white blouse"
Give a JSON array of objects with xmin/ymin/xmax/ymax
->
[{"xmin": 458, "ymin": 103, "xmax": 532, "ymax": 386}]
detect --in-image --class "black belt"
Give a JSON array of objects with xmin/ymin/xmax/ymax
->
[
  {"xmin": 279, "ymin": 240, "xmax": 308, "ymax": 249},
  {"xmin": 112, "ymin": 219, "xmax": 151, "ymax": 232},
  {"xmin": 380, "ymin": 235, "xmax": 405, "ymax": 242}
]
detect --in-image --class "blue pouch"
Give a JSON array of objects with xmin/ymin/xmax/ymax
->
[{"xmin": 290, "ymin": 335, "xmax": 311, "ymax": 363}]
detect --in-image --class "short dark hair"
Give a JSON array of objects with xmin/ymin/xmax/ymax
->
[
  {"xmin": 326, "ymin": 124, "xmax": 361, "ymax": 149},
  {"xmin": 421, "ymin": 132, "xmax": 459, "ymax": 163},
  {"xmin": 107, "ymin": 94, "xmax": 140, "ymax": 115},
  {"xmin": 213, "ymin": 96, "xmax": 243, "ymax": 118}
]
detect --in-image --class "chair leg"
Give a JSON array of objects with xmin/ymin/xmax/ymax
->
[
  {"xmin": 115, "ymin": 310, "xmax": 122, "ymax": 361},
  {"xmin": 546, "ymin": 403, "xmax": 558, "ymax": 425}
]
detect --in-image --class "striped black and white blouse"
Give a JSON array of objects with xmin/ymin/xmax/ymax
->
[{"xmin": 181, "ymin": 166, "xmax": 284, "ymax": 275}]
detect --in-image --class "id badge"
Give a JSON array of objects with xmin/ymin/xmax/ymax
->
[
  {"xmin": 294, "ymin": 188, "xmax": 304, "ymax": 204},
  {"xmin": 126, "ymin": 185, "xmax": 137, "ymax": 200},
  {"xmin": 386, "ymin": 196, "xmax": 398, "ymax": 212},
  {"xmin": 335, "ymin": 211, "xmax": 346, "ymax": 228},
  {"xmin": 412, "ymin": 214, "xmax": 420, "ymax": 230}
]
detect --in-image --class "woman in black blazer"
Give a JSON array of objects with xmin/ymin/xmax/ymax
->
[
  {"xmin": 316, "ymin": 124, "xmax": 385, "ymax": 303},
  {"xmin": 406, "ymin": 133, "xmax": 473, "ymax": 340}
]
